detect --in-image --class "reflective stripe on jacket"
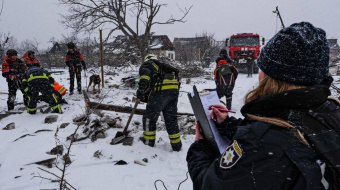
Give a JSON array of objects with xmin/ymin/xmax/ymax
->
[{"xmin": 54, "ymin": 80, "xmax": 67, "ymax": 95}]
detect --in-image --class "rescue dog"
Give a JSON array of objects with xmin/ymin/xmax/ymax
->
[{"xmin": 87, "ymin": 74, "xmax": 101, "ymax": 94}]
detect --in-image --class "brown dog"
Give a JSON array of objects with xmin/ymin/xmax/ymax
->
[{"xmin": 87, "ymin": 74, "xmax": 101, "ymax": 94}]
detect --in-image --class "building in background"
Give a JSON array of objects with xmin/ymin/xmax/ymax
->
[
  {"xmin": 173, "ymin": 37, "xmax": 224, "ymax": 64},
  {"xmin": 328, "ymin": 39, "xmax": 340, "ymax": 75},
  {"xmin": 149, "ymin": 35, "xmax": 175, "ymax": 60}
]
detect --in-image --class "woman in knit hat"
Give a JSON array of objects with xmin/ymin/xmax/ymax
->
[{"xmin": 187, "ymin": 22, "xmax": 340, "ymax": 190}]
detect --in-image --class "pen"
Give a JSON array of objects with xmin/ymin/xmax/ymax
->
[{"xmin": 210, "ymin": 106, "xmax": 236, "ymax": 113}]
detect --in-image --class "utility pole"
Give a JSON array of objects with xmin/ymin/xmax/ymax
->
[
  {"xmin": 198, "ymin": 48, "xmax": 201, "ymax": 66},
  {"xmin": 273, "ymin": 6, "xmax": 285, "ymax": 29},
  {"xmin": 99, "ymin": 29, "xmax": 104, "ymax": 87}
]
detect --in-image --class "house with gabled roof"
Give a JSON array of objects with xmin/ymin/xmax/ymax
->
[{"xmin": 149, "ymin": 35, "xmax": 175, "ymax": 60}]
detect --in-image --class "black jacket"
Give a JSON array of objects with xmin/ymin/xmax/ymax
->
[
  {"xmin": 245, "ymin": 54, "xmax": 255, "ymax": 67},
  {"xmin": 22, "ymin": 66, "xmax": 54, "ymax": 92},
  {"xmin": 65, "ymin": 50, "xmax": 86, "ymax": 68},
  {"xmin": 187, "ymin": 78, "xmax": 340, "ymax": 190},
  {"xmin": 214, "ymin": 59, "xmax": 238, "ymax": 98},
  {"xmin": 215, "ymin": 54, "xmax": 234, "ymax": 66},
  {"xmin": 138, "ymin": 60, "xmax": 179, "ymax": 92}
]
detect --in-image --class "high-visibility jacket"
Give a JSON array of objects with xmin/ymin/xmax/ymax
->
[
  {"xmin": 21, "ymin": 66, "xmax": 54, "ymax": 94},
  {"xmin": 65, "ymin": 50, "xmax": 86, "ymax": 70},
  {"xmin": 54, "ymin": 80, "xmax": 67, "ymax": 95},
  {"xmin": 2, "ymin": 56, "xmax": 26, "ymax": 80},
  {"xmin": 139, "ymin": 60, "xmax": 179, "ymax": 92},
  {"xmin": 22, "ymin": 53, "xmax": 41, "ymax": 68}
]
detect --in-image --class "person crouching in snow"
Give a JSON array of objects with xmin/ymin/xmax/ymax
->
[
  {"xmin": 22, "ymin": 66, "xmax": 62, "ymax": 114},
  {"xmin": 187, "ymin": 22, "xmax": 340, "ymax": 190},
  {"xmin": 39, "ymin": 79, "xmax": 68, "ymax": 105}
]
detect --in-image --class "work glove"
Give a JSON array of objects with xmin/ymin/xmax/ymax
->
[{"xmin": 136, "ymin": 88, "xmax": 146, "ymax": 100}]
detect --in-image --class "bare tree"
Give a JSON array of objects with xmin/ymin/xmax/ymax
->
[
  {"xmin": 59, "ymin": 0, "xmax": 192, "ymax": 63},
  {"xmin": 0, "ymin": 32, "xmax": 18, "ymax": 60},
  {"xmin": 19, "ymin": 39, "xmax": 41, "ymax": 54},
  {"xmin": 195, "ymin": 32, "xmax": 224, "ymax": 66}
]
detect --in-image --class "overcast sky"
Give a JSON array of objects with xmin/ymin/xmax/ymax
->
[{"xmin": 0, "ymin": 0, "xmax": 339, "ymax": 50}]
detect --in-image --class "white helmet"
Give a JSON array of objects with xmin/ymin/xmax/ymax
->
[{"xmin": 144, "ymin": 54, "xmax": 157, "ymax": 62}]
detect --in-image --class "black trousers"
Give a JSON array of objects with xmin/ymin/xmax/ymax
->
[
  {"xmin": 26, "ymin": 79, "xmax": 61, "ymax": 114},
  {"xmin": 69, "ymin": 67, "xmax": 82, "ymax": 92},
  {"xmin": 142, "ymin": 90, "xmax": 182, "ymax": 151},
  {"xmin": 216, "ymin": 85, "xmax": 234, "ymax": 110},
  {"xmin": 247, "ymin": 64, "xmax": 253, "ymax": 77},
  {"xmin": 6, "ymin": 79, "xmax": 27, "ymax": 110}
]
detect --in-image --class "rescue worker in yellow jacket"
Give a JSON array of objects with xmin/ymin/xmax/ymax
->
[
  {"xmin": 137, "ymin": 54, "xmax": 182, "ymax": 151},
  {"xmin": 22, "ymin": 66, "xmax": 62, "ymax": 114}
]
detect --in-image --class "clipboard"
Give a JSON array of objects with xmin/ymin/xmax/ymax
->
[{"xmin": 188, "ymin": 85, "xmax": 230, "ymax": 154}]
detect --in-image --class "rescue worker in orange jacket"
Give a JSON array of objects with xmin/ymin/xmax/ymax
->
[
  {"xmin": 65, "ymin": 42, "xmax": 86, "ymax": 95},
  {"xmin": 1, "ymin": 49, "xmax": 28, "ymax": 110},
  {"xmin": 214, "ymin": 59, "xmax": 238, "ymax": 110},
  {"xmin": 53, "ymin": 80, "xmax": 68, "ymax": 104},
  {"xmin": 22, "ymin": 50, "xmax": 41, "ymax": 69}
]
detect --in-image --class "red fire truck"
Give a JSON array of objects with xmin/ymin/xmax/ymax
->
[{"xmin": 226, "ymin": 33, "xmax": 264, "ymax": 73}]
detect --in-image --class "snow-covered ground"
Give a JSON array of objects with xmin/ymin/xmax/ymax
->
[{"xmin": 0, "ymin": 65, "xmax": 339, "ymax": 190}]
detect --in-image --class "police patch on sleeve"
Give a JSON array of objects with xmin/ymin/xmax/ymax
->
[{"xmin": 220, "ymin": 140, "xmax": 243, "ymax": 169}]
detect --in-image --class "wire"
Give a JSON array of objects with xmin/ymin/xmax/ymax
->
[
  {"xmin": 154, "ymin": 179, "xmax": 167, "ymax": 190},
  {"xmin": 154, "ymin": 171, "xmax": 190, "ymax": 190},
  {"xmin": 177, "ymin": 171, "xmax": 190, "ymax": 190}
]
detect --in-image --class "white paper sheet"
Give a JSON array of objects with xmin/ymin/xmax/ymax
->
[{"xmin": 199, "ymin": 91, "xmax": 230, "ymax": 154}]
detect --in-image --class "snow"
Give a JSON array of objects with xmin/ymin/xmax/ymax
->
[{"xmin": 0, "ymin": 64, "xmax": 337, "ymax": 190}]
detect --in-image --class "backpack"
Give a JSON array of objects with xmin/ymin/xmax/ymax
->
[
  {"xmin": 298, "ymin": 98, "xmax": 340, "ymax": 190},
  {"xmin": 218, "ymin": 64, "xmax": 232, "ymax": 77},
  {"xmin": 217, "ymin": 60, "xmax": 232, "ymax": 78},
  {"xmin": 154, "ymin": 60, "xmax": 179, "ymax": 78},
  {"xmin": 147, "ymin": 60, "xmax": 180, "ymax": 92}
]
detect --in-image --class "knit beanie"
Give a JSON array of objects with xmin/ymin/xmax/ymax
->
[
  {"xmin": 257, "ymin": 22, "xmax": 329, "ymax": 85},
  {"xmin": 220, "ymin": 49, "xmax": 228, "ymax": 55}
]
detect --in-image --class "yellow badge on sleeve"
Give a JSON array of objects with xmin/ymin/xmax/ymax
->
[{"xmin": 220, "ymin": 140, "xmax": 243, "ymax": 169}]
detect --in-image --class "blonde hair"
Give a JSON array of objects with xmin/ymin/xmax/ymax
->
[
  {"xmin": 245, "ymin": 74, "xmax": 306, "ymax": 104},
  {"xmin": 244, "ymin": 73, "xmax": 308, "ymax": 144}
]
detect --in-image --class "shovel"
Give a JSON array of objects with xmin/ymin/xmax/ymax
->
[{"xmin": 110, "ymin": 98, "xmax": 140, "ymax": 145}]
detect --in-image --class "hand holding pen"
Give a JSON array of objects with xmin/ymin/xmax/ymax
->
[{"xmin": 208, "ymin": 104, "xmax": 235, "ymax": 124}]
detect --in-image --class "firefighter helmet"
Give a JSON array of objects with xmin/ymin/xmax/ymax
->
[
  {"xmin": 27, "ymin": 50, "xmax": 35, "ymax": 57},
  {"xmin": 67, "ymin": 42, "xmax": 76, "ymax": 49},
  {"xmin": 144, "ymin": 54, "xmax": 157, "ymax": 62},
  {"xmin": 6, "ymin": 49, "xmax": 18, "ymax": 57}
]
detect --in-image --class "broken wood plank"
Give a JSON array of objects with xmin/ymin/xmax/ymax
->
[
  {"xmin": 83, "ymin": 91, "xmax": 194, "ymax": 116},
  {"xmin": 0, "ymin": 111, "xmax": 24, "ymax": 120},
  {"xmin": 13, "ymin": 134, "xmax": 36, "ymax": 142},
  {"xmin": 25, "ymin": 158, "xmax": 56, "ymax": 168},
  {"xmin": 86, "ymin": 101, "xmax": 194, "ymax": 116},
  {"xmin": 49, "ymin": 71, "xmax": 65, "ymax": 74},
  {"xmin": 34, "ymin": 129, "xmax": 53, "ymax": 133}
]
